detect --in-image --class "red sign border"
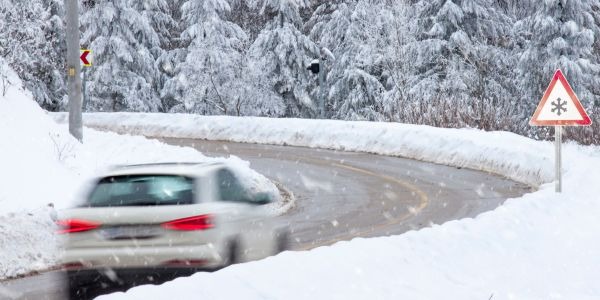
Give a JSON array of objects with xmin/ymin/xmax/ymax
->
[{"xmin": 530, "ymin": 69, "xmax": 591, "ymax": 126}]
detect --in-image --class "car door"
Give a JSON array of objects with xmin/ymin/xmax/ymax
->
[{"xmin": 215, "ymin": 168, "xmax": 273, "ymax": 261}]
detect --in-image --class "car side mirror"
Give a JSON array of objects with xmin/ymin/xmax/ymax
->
[{"xmin": 251, "ymin": 192, "xmax": 273, "ymax": 205}]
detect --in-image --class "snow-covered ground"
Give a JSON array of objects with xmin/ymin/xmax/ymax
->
[
  {"xmin": 66, "ymin": 114, "xmax": 600, "ymax": 299},
  {"xmin": 0, "ymin": 62, "xmax": 279, "ymax": 279},
  {"xmin": 6, "ymin": 69, "xmax": 600, "ymax": 298}
]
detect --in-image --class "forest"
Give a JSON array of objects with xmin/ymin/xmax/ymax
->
[{"xmin": 1, "ymin": 0, "xmax": 599, "ymax": 144}]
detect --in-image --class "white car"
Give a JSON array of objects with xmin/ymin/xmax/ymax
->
[{"xmin": 59, "ymin": 162, "xmax": 288, "ymax": 297}]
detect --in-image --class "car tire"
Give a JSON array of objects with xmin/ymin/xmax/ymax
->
[
  {"xmin": 227, "ymin": 239, "xmax": 240, "ymax": 265},
  {"xmin": 66, "ymin": 270, "xmax": 103, "ymax": 300},
  {"xmin": 275, "ymin": 229, "xmax": 290, "ymax": 254}
]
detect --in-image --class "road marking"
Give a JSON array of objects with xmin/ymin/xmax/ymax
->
[
  {"xmin": 294, "ymin": 158, "xmax": 430, "ymax": 251},
  {"xmin": 330, "ymin": 162, "xmax": 429, "ymax": 212},
  {"xmin": 157, "ymin": 138, "xmax": 431, "ymax": 251}
]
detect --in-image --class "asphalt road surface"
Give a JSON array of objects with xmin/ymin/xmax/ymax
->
[{"xmin": 1, "ymin": 139, "xmax": 531, "ymax": 299}]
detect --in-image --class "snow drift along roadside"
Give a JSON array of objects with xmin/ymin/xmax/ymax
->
[
  {"xmin": 74, "ymin": 116, "xmax": 600, "ymax": 299},
  {"xmin": 0, "ymin": 62, "xmax": 280, "ymax": 280},
  {"xmin": 51, "ymin": 113, "xmax": 553, "ymax": 187}
]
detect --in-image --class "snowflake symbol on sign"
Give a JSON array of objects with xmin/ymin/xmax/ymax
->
[{"xmin": 551, "ymin": 98, "xmax": 567, "ymax": 116}]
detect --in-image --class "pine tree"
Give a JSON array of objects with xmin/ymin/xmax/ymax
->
[
  {"xmin": 0, "ymin": 0, "xmax": 66, "ymax": 110},
  {"xmin": 248, "ymin": 0, "xmax": 319, "ymax": 117},
  {"xmin": 309, "ymin": 0, "xmax": 392, "ymax": 121},
  {"xmin": 135, "ymin": 0, "xmax": 179, "ymax": 112},
  {"xmin": 515, "ymin": 0, "xmax": 600, "ymax": 143},
  {"xmin": 163, "ymin": 0, "xmax": 250, "ymax": 115},
  {"xmin": 380, "ymin": 1, "xmax": 417, "ymax": 122},
  {"xmin": 406, "ymin": 0, "xmax": 514, "ymax": 129},
  {"xmin": 135, "ymin": 0, "xmax": 176, "ymax": 52},
  {"xmin": 155, "ymin": 0, "xmax": 186, "ymax": 111},
  {"xmin": 42, "ymin": 0, "xmax": 67, "ymax": 110},
  {"xmin": 229, "ymin": 0, "xmax": 270, "ymax": 42},
  {"xmin": 82, "ymin": 0, "xmax": 161, "ymax": 112}
]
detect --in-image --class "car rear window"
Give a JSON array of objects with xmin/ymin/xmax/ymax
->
[{"xmin": 86, "ymin": 175, "xmax": 196, "ymax": 207}]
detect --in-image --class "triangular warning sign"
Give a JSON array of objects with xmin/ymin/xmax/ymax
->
[{"xmin": 530, "ymin": 69, "xmax": 591, "ymax": 126}]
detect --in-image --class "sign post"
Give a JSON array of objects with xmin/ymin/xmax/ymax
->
[
  {"xmin": 66, "ymin": 0, "xmax": 82, "ymax": 142},
  {"xmin": 318, "ymin": 56, "xmax": 326, "ymax": 118},
  {"xmin": 555, "ymin": 125, "xmax": 562, "ymax": 192},
  {"xmin": 530, "ymin": 69, "xmax": 591, "ymax": 193},
  {"xmin": 80, "ymin": 49, "xmax": 92, "ymax": 110},
  {"xmin": 307, "ymin": 58, "xmax": 326, "ymax": 118}
]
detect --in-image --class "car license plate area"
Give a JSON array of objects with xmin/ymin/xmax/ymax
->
[{"xmin": 101, "ymin": 226, "xmax": 161, "ymax": 240}]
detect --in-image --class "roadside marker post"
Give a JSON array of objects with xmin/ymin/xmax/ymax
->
[
  {"xmin": 530, "ymin": 69, "xmax": 592, "ymax": 193},
  {"xmin": 80, "ymin": 49, "xmax": 92, "ymax": 110}
]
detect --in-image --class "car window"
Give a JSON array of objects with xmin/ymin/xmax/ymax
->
[
  {"xmin": 86, "ymin": 175, "xmax": 196, "ymax": 207},
  {"xmin": 217, "ymin": 169, "xmax": 250, "ymax": 203}
]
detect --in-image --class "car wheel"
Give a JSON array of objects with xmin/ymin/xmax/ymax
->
[
  {"xmin": 228, "ymin": 239, "xmax": 240, "ymax": 265},
  {"xmin": 66, "ymin": 270, "xmax": 102, "ymax": 300},
  {"xmin": 275, "ymin": 229, "xmax": 290, "ymax": 254}
]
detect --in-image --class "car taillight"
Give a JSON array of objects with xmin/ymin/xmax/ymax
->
[
  {"xmin": 61, "ymin": 262, "xmax": 88, "ymax": 270},
  {"xmin": 161, "ymin": 214, "xmax": 214, "ymax": 231},
  {"xmin": 162, "ymin": 259, "xmax": 208, "ymax": 267},
  {"xmin": 56, "ymin": 219, "xmax": 101, "ymax": 234}
]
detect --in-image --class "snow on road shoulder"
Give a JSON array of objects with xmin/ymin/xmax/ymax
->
[
  {"xmin": 51, "ymin": 113, "xmax": 552, "ymax": 186},
  {"xmin": 0, "ymin": 62, "xmax": 279, "ymax": 279},
  {"xmin": 81, "ymin": 114, "xmax": 600, "ymax": 299}
]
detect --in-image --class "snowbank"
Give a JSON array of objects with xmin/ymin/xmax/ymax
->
[
  {"xmin": 74, "ymin": 116, "xmax": 600, "ymax": 299},
  {"xmin": 0, "ymin": 63, "xmax": 278, "ymax": 279},
  {"xmin": 0, "ymin": 60, "xmax": 68, "ymax": 278},
  {"xmin": 51, "ymin": 113, "xmax": 553, "ymax": 186}
]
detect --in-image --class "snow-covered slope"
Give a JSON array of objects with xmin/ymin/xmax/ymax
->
[
  {"xmin": 0, "ymin": 60, "xmax": 66, "ymax": 278},
  {"xmin": 78, "ymin": 114, "xmax": 600, "ymax": 299},
  {"xmin": 0, "ymin": 62, "xmax": 279, "ymax": 279}
]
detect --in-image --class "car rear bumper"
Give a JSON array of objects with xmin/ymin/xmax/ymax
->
[{"xmin": 62, "ymin": 244, "xmax": 225, "ymax": 269}]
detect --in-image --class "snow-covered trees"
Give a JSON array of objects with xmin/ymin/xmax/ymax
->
[
  {"xmin": 248, "ymin": 0, "xmax": 319, "ymax": 117},
  {"xmin": 137, "ymin": 0, "xmax": 177, "ymax": 52},
  {"xmin": 0, "ymin": 0, "xmax": 66, "ymax": 110},
  {"xmin": 515, "ymin": 0, "xmax": 600, "ymax": 142},
  {"xmin": 3, "ymin": 0, "xmax": 600, "ymax": 144},
  {"xmin": 404, "ymin": 0, "xmax": 515, "ymax": 129},
  {"xmin": 82, "ymin": 0, "xmax": 161, "ymax": 112},
  {"xmin": 154, "ymin": 0, "xmax": 185, "ymax": 111},
  {"xmin": 309, "ymin": 0, "xmax": 388, "ymax": 121},
  {"xmin": 162, "ymin": 0, "xmax": 250, "ymax": 115},
  {"xmin": 41, "ymin": 0, "xmax": 67, "ymax": 110}
]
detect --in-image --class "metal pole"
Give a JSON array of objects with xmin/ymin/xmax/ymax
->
[
  {"xmin": 82, "ymin": 68, "xmax": 87, "ymax": 111},
  {"xmin": 318, "ymin": 56, "xmax": 326, "ymax": 119},
  {"xmin": 555, "ymin": 125, "xmax": 562, "ymax": 193},
  {"xmin": 65, "ymin": 0, "xmax": 83, "ymax": 142}
]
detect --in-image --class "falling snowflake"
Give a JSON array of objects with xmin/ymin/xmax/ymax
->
[{"xmin": 551, "ymin": 97, "xmax": 567, "ymax": 116}]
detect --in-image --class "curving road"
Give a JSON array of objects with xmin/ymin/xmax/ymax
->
[
  {"xmin": 0, "ymin": 139, "xmax": 530, "ymax": 299},
  {"xmin": 166, "ymin": 139, "xmax": 530, "ymax": 250}
]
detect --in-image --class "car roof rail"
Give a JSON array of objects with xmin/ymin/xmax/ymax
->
[{"xmin": 110, "ymin": 162, "xmax": 224, "ymax": 170}]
